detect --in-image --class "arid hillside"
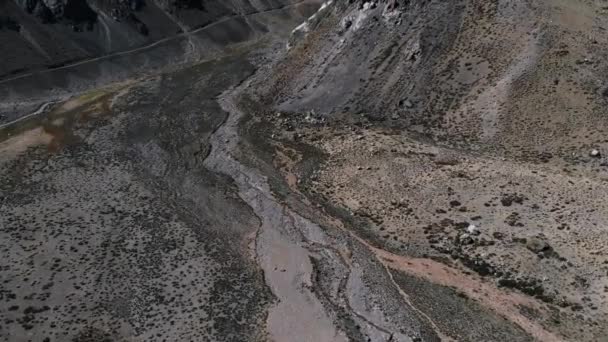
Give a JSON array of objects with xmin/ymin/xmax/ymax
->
[
  {"xmin": 244, "ymin": 0, "xmax": 608, "ymax": 340},
  {"xmin": 2, "ymin": 0, "xmax": 608, "ymax": 341}
]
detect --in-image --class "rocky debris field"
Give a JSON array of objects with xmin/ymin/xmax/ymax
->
[{"xmin": 2, "ymin": 0, "xmax": 608, "ymax": 341}]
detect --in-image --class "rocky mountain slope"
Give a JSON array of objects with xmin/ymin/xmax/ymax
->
[
  {"xmin": 0, "ymin": 0, "xmax": 316, "ymax": 79},
  {"xmin": 1, "ymin": 0, "xmax": 608, "ymax": 341},
  {"xmin": 244, "ymin": 0, "xmax": 608, "ymax": 340}
]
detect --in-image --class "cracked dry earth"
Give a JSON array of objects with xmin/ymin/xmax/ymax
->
[{"xmin": 2, "ymin": 0, "xmax": 608, "ymax": 342}]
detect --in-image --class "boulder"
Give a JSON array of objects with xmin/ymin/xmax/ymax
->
[{"xmin": 526, "ymin": 237, "xmax": 551, "ymax": 254}]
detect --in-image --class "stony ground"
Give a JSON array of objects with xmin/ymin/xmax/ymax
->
[
  {"xmin": 0, "ymin": 52, "xmax": 281, "ymax": 342},
  {"xmin": 261, "ymin": 120, "xmax": 608, "ymax": 341},
  {"xmin": 239, "ymin": 0, "xmax": 608, "ymax": 340},
  {"xmin": 2, "ymin": 0, "xmax": 608, "ymax": 341}
]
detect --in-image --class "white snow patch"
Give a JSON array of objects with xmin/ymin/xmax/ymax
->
[
  {"xmin": 310, "ymin": 0, "xmax": 334, "ymax": 20},
  {"xmin": 288, "ymin": 1, "xmax": 335, "ymax": 50},
  {"xmin": 294, "ymin": 0, "xmax": 334, "ymax": 32},
  {"xmin": 292, "ymin": 21, "xmax": 310, "ymax": 34}
]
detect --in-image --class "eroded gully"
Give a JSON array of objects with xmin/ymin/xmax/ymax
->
[
  {"xmin": 204, "ymin": 76, "xmax": 347, "ymax": 341},
  {"xmin": 203, "ymin": 64, "xmax": 451, "ymax": 341}
]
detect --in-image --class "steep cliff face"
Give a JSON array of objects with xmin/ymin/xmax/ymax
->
[{"xmin": 0, "ymin": 0, "xmax": 313, "ymax": 79}]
